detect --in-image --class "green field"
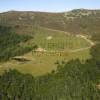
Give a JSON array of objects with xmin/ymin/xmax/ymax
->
[
  {"xmin": 33, "ymin": 27, "xmax": 90, "ymax": 50},
  {"xmin": 0, "ymin": 27, "xmax": 92, "ymax": 76}
]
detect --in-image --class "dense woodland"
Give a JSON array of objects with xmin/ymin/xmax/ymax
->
[
  {"xmin": 0, "ymin": 36, "xmax": 100, "ymax": 100},
  {"xmin": 0, "ymin": 25, "xmax": 34, "ymax": 61}
]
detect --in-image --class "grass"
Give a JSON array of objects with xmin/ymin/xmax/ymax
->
[
  {"xmin": 33, "ymin": 27, "xmax": 90, "ymax": 51},
  {"xmin": 0, "ymin": 27, "xmax": 92, "ymax": 76},
  {"xmin": 0, "ymin": 48, "xmax": 91, "ymax": 76}
]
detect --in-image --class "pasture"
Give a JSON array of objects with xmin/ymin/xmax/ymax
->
[
  {"xmin": 0, "ymin": 27, "xmax": 92, "ymax": 76},
  {"xmin": 33, "ymin": 27, "xmax": 91, "ymax": 51}
]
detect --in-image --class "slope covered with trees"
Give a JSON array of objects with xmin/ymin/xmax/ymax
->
[
  {"xmin": 0, "ymin": 25, "xmax": 34, "ymax": 61},
  {"xmin": 0, "ymin": 43, "xmax": 100, "ymax": 100}
]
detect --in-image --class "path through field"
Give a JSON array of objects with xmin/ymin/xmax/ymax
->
[
  {"xmin": 76, "ymin": 35, "xmax": 95, "ymax": 46},
  {"xmin": 40, "ymin": 26, "xmax": 70, "ymax": 35},
  {"xmin": 69, "ymin": 47, "xmax": 91, "ymax": 52}
]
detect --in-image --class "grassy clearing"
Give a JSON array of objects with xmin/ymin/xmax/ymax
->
[
  {"xmin": 0, "ymin": 27, "xmax": 92, "ymax": 76},
  {"xmin": 33, "ymin": 27, "xmax": 91, "ymax": 51},
  {"xmin": 0, "ymin": 48, "xmax": 91, "ymax": 76}
]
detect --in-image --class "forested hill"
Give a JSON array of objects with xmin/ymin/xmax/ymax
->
[
  {"xmin": 0, "ymin": 9, "xmax": 100, "ymax": 35},
  {"xmin": 0, "ymin": 25, "xmax": 35, "ymax": 61},
  {"xmin": 0, "ymin": 9, "xmax": 100, "ymax": 99},
  {"xmin": 0, "ymin": 35, "xmax": 100, "ymax": 99},
  {"xmin": 0, "ymin": 43, "xmax": 100, "ymax": 100}
]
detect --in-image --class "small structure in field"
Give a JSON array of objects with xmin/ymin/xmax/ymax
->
[{"xmin": 47, "ymin": 36, "xmax": 53, "ymax": 40}]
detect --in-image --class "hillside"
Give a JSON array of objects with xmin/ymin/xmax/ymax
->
[
  {"xmin": 0, "ymin": 27, "xmax": 92, "ymax": 76},
  {"xmin": 0, "ymin": 9, "xmax": 99, "ymax": 75},
  {"xmin": 0, "ymin": 9, "xmax": 100, "ymax": 99},
  {"xmin": 0, "ymin": 9, "xmax": 100, "ymax": 37},
  {"xmin": 0, "ymin": 25, "xmax": 35, "ymax": 61}
]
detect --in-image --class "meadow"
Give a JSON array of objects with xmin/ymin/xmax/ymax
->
[{"xmin": 0, "ymin": 27, "xmax": 92, "ymax": 76}]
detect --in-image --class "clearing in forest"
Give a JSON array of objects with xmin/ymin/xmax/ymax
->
[{"xmin": 0, "ymin": 27, "xmax": 93, "ymax": 76}]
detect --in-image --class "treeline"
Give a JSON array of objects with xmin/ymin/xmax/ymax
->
[
  {"xmin": 0, "ymin": 25, "xmax": 34, "ymax": 61},
  {"xmin": 0, "ymin": 45, "xmax": 100, "ymax": 100}
]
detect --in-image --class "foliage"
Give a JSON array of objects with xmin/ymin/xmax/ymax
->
[
  {"xmin": 0, "ymin": 25, "xmax": 33, "ymax": 61},
  {"xmin": 0, "ymin": 9, "xmax": 100, "ymax": 100},
  {"xmin": 0, "ymin": 56, "xmax": 100, "ymax": 99}
]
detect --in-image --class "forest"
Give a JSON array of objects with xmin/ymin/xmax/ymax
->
[
  {"xmin": 0, "ymin": 25, "xmax": 34, "ymax": 61},
  {"xmin": 0, "ymin": 39, "xmax": 100, "ymax": 100}
]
